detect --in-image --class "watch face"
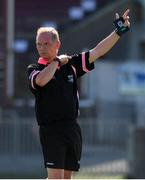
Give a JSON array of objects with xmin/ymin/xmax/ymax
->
[
  {"xmin": 114, "ymin": 17, "xmax": 125, "ymax": 29},
  {"xmin": 117, "ymin": 20, "xmax": 123, "ymax": 27}
]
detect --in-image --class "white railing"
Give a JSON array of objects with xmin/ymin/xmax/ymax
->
[
  {"xmin": 0, "ymin": 117, "xmax": 129, "ymax": 177},
  {"xmin": 0, "ymin": 117, "xmax": 129, "ymax": 155}
]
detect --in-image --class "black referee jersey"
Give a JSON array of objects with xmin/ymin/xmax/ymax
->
[{"xmin": 27, "ymin": 51, "xmax": 94, "ymax": 125}]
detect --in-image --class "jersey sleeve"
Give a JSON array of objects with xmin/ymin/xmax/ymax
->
[
  {"xmin": 68, "ymin": 51, "xmax": 95, "ymax": 78},
  {"xmin": 27, "ymin": 64, "xmax": 40, "ymax": 92}
]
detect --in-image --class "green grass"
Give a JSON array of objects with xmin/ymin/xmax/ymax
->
[
  {"xmin": 0, "ymin": 172, "xmax": 126, "ymax": 179},
  {"xmin": 0, "ymin": 169, "xmax": 126, "ymax": 179},
  {"xmin": 73, "ymin": 172, "xmax": 125, "ymax": 179}
]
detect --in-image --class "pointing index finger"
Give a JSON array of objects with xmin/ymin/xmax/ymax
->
[{"xmin": 123, "ymin": 9, "xmax": 130, "ymax": 17}]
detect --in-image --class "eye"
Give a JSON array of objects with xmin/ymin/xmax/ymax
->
[
  {"xmin": 44, "ymin": 42, "xmax": 48, "ymax": 46},
  {"xmin": 37, "ymin": 42, "xmax": 41, "ymax": 46}
]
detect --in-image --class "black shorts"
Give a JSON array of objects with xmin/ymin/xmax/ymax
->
[{"xmin": 39, "ymin": 121, "xmax": 82, "ymax": 171}]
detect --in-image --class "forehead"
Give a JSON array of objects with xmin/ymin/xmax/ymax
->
[{"xmin": 36, "ymin": 32, "xmax": 52, "ymax": 42}]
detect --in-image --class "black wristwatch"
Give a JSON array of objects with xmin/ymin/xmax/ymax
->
[{"xmin": 113, "ymin": 17, "xmax": 130, "ymax": 37}]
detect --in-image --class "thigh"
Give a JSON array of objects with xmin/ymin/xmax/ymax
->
[
  {"xmin": 39, "ymin": 126, "xmax": 66, "ymax": 169},
  {"xmin": 64, "ymin": 123, "xmax": 82, "ymax": 171}
]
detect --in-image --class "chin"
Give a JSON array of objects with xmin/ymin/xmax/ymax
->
[{"xmin": 41, "ymin": 55, "xmax": 48, "ymax": 59}]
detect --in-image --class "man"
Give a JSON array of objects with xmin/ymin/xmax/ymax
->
[{"xmin": 27, "ymin": 9, "xmax": 130, "ymax": 179}]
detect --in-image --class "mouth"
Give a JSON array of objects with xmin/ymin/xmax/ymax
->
[
  {"xmin": 40, "ymin": 52, "xmax": 47, "ymax": 56},
  {"xmin": 40, "ymin": 52, "xmax": 46, "ymax": 55}
]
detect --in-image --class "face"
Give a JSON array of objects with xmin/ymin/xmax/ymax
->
[{"xmin": 36, "ymin": 32, "xmax": 60, "ymax": 62}]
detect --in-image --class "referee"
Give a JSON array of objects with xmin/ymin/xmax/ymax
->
[{"xmin": 27, "ymin": 9, "xmax": 130, "ymax": 179}]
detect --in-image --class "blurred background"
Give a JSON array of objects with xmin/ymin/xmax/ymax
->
[{"xmin": 0, "ymin": 0, "xmax": 145, "ymax": 178}]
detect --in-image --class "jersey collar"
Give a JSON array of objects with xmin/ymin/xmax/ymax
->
[
  {"xmin": 37, "ymin": 57, "xmax": 60, "ymax": 70},
  {"xmin": 37, "ymin": 57, "xmax": 49, "ymax": 65}
]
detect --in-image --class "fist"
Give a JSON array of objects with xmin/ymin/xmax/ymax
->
[{"xmin": 58, "ymin": 54, "xmax": 70, "ymax": 65}]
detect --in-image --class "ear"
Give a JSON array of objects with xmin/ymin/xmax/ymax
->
[{"xmin": 56, "ymin": 41, "xmax": 61, "ymax": 49}]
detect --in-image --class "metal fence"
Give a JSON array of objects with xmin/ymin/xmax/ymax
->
[{"xmin": 0, "ymin": 117, "xmax": 129, "ymax": 178}]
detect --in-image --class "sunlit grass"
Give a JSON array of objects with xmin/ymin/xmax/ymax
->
[{"xmin": 73, "ymin": 172, "xmax": 125, "ymax": 179}]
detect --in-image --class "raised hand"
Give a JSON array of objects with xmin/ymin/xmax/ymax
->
[
  {"xmin": 114, "ymin": 9, "xmax": 130, "ymax": 36},
  {"xmin": 116, "ymin": 9, "xmax": 130, "ymax": 27}
]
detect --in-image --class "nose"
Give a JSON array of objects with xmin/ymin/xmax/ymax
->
[{"xmin": 39, "ymin": 45, "xmax": 44, "ymax": 50}]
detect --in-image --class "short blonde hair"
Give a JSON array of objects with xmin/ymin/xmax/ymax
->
[{"xmin": 36, "ymin": 27, "xmax": 60, "ymax": 42}]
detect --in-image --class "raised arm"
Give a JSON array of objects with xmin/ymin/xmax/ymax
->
[{"xmin": 89, "ymin": 9, "xmax": 130, "ymax": 63}]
